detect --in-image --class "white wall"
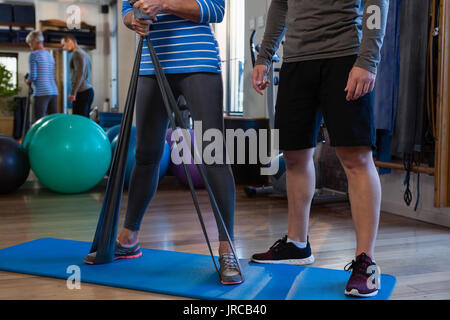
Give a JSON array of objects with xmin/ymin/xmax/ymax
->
[
  {"xmin": 243, "ymin": 0, "xmax": 283, "ymax": 118},
  {"xmin": 380, "ymin": 171, "xmax": 450, "ymax": 227},
  {"xmin": 116, "ymin": 3, "xmax": 136, "ymax": 113},
  {"xmin": 244, "ymin": 0, "xmax": 270, "ymax": 118}
]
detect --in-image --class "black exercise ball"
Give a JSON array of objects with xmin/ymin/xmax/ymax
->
[{"xmin": 0, "ymin": 134, "xmax": 30, "ymax": 194}]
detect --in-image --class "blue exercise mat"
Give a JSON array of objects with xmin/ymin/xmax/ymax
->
[{"xmin": 0, "ymin": 238, "xmax": 396, "ymax": 300}]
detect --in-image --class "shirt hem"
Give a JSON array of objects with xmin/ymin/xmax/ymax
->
[
  {"xmin": 139, "ymin": 67, "xmax": 221, "ymax": 76},
  {"xmin": 283, "ymin": 48, "xmax": 360, "ymax": 63}
]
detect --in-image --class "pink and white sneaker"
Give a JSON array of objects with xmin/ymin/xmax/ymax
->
[{"xmin": 84, "ymin": 240, "xmax": 142, "ymax": 265}]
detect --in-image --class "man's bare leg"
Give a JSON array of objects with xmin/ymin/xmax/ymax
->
[
  {"xmin": 335, "ymin": 146, "xmax": 381, "ymax": 259},
  {"xmin": 284, "ymin": 148, "xmax": 316, "ymax": 243}
]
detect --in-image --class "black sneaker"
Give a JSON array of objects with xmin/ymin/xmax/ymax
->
[
  {"xmin": 251, "ymin": 235, "xmax": 315, "ymax": 265},
  {"xmin": 84, "ymin": 240, "xmax": 142, "ymax": 265}
]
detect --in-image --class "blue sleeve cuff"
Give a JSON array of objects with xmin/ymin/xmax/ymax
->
[{"xmin": 122, "ymin": 0, "xmax": 134, "ymax": 20}]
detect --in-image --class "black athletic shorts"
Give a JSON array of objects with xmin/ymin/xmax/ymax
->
[{"xmin": 274, "ymin": 54, "xmax": 376, "ymax": 151}]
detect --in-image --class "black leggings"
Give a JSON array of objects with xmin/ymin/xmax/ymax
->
[{"xmin": 123, "ymin": 73, "xmax": 236, "ymax": 242}]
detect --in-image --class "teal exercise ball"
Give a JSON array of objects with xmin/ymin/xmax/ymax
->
[
  {"xmin": 28, "ymin": 115, "xmax": 112, "ymax": 194},
  {"xmin": 106, "ymin": 124, "xmax": 121, "ymax": 143},
  {"xmin": 23, "ymin": 113, "xmax": 66, "ymax": 152},
  {"xmin": 111, "ymin": 126, "xmax": 136, "ymax": 188}
]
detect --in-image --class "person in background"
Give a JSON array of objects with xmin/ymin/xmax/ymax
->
[
  {"xmin": 60, "ymin": 34, "xmax": 94, "ymax": 117},
  {"xmin": 25, "ymin": 31, "xmax": 58, "ymax": 123}
]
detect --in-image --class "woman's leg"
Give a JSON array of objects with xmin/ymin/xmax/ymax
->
[
  {"xmin": 118, "ymin": 76, "xmax": 170, "ymax": 245},
  {"xmin": 47, "ymin": 95, "xmax": 58, "ymax": 115},
  {"xmin": 33, "ymin": 96, "xmax": 47, "ymax": 123},
  {"xmin": 177, "ymin": 73, "xmax": 236, "ymax": 255}
]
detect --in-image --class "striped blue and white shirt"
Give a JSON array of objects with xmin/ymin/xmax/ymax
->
[
  {"xmin": 122, "ymin": 0, "xmax": 224, "ymax": 75},
  {"xmin": 28, "ymin": 50, "xmax": 58, "ymax": 97}
]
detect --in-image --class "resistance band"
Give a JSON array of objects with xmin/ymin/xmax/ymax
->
[{"xmin": 89, "ymin": 37, "xmax": 144, "ymax": 263}]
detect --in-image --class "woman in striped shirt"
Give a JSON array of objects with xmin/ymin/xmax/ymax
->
[
  {"xmin": 25, "ymin": 31, "xmax": 58, "ymax": 123},
  {"xmin": 87, "ymin": 0, "xmax": 241, "ymax": 285}
]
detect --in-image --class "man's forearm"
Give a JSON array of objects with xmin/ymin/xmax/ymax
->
[
  {"xmin": 71, "ymin": 76, "xmax": 82, "ymax": 96},
  {"xmin": 70, "ymin": 53, "xmax": 84, "ymax": 96},
  {"xmin": 71, "ymin": 72, "xmax": 83, "ymax": 96},
  {"xmin": 256, "ymin": 0, "xmax": 288, "ymax": 67},
  {"xmin": 355, "ymin": 0, "xmax": 389, "ymax": 74}
]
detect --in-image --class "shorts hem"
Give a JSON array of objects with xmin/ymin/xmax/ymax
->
[
  {"xmin": 279, "ymin": 141, "xmax": 376, "ymax": 152},
  {"xmin": 330, "ymin": 141, "xmax": 376, "ymax": 150},
  {"xmin": 279, "ymin": 143, "xmax": 318, "ymax": 151}
]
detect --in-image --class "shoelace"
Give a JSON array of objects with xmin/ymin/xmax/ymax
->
[
  {"xmin": 270, "ymin": 236, "xmax": 288, "ymax": 252},
  {"xmin": 220, "ymin": 253, "xmax": 239, "ymax": 270},
  {"xmin": 344, "ymin": 258, "xmax": 370, "ymax": 276}
]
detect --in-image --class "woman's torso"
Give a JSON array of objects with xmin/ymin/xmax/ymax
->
[{"xmin": 30, "ymin": 50, "xmax": 58, "ymax": 96}]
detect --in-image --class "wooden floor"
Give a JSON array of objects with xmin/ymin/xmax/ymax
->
[{"xmin": 0, "ymin": 178, "xmax": 449, "ymax": 300}]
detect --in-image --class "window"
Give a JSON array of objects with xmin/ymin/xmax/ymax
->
[
  {"xmin": 214, "ymin": 0, "xmax": 245, "ymax": 115},
  {"xmin": 0, "ymin": 53, "xmax": 18, "ymax": 89}
]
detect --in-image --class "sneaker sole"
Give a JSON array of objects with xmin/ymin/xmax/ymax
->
[
  {"xmin": 251, "ymin": 255, "xmax": 315, "ymax": 266},
  {"xmin": 344, "ymin": 288, "xmax": 379, "ymax": 298},
  {"xmin": 84, "ymin": 251, "xmax": 143, "ymax": 265},
  {"xmin": 115, "ymin": 251, "xmax": 143, "ymax": 261},
  {"xmin": 220, "ymin": 279, "xmax": 243, "ymax": 285}
]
